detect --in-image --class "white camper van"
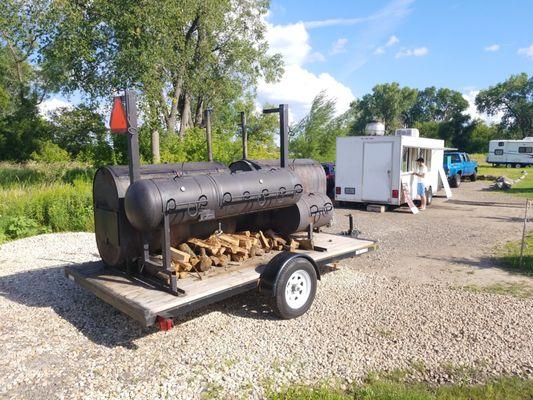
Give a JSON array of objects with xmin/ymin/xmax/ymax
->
[
  {"xmin": 487, "ymin": 138, "xmax": 533, "ymax": 167},
  {"xmin": 335, "ymin": 128, "xmax": 445, "ymax": 207}
]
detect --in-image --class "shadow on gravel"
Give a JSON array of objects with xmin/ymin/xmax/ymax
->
[
  {"xmin": 425, "ymin": 255, "xmax": 532, "ymax": 277},
  {"xmin": 446, "ymin": 199, "xmax": 523, "ymax": 208},
  {"xmin": 0, "ymin": 263, "xmax": 279, "ymax": 348}
]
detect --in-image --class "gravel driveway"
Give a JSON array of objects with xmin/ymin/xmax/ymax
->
[{"xmin": 0, "ymin": 182, "xmax": 532, "ymax": 399}]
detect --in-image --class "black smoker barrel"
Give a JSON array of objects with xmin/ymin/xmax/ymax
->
[
  {"xmin": 93, "ymin": 162, "xmax": 229, "ymax": 267},
  {"xmin": 229, "ymin": 158, "xmax": 327, "ymax": 194},
  {"xmin": 124, "ymin": 168, "xmax": 303, "ymax": 231}
]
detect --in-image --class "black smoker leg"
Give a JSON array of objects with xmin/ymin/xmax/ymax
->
[{"xmin": 162, "ymin": 213, "xmax": 178, "ymax": 294}]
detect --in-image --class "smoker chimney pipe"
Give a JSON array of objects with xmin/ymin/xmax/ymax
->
[
  {"xmin": 240, "ymin": 111, "xmax": 248, "ymax": 159},
  {"xmin": 205, "ymin": 108, "xmax": 213, "ymax": 162},
  {"xmin": 124, "ymin": 90, "xmax": 140, "ymax": 185},
  {"xmin": 263, "ymin": 104, "xmax": 289, "ymax": 168}
]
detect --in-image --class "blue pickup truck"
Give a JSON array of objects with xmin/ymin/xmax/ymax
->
[{"xmin": 443, "ymin": 151, "xmax": 478, "ymax": 188}]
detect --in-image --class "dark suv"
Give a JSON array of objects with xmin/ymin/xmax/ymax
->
[{"xmin": 322, "ymin": 162, "xmax": 335, "ymax": 198}]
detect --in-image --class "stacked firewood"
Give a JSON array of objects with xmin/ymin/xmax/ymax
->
[{"xmin": 169, "ymin": 229, "xmax": 302, "ymax": 279}]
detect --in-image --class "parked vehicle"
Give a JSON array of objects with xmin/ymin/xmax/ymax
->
[
  {"xmin": 443, "ymin": 151, "xmax": 478, "ymax": 188},
  {"xmin": 335, "ymin": 127, "xmax": 447, "ymax": 207},
  {"xmin": 487, "ymin": 138, "xmax": 533, "ymax": 167},
  {"xmin": 322, "ymin": 162, "xmax": 335, "ymax": 198}
]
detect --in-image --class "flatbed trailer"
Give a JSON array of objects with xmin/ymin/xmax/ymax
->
[{"xmin": 65, "ymin": 232, "xmax": 375, "ymax": 329}]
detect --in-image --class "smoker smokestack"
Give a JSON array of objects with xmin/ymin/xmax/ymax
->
[{"xmin": 263, "ymin": 104, "xmax": 289, "ymax": 168}]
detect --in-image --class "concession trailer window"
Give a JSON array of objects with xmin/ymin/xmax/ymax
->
[
  {"xmin": 519, "ymin": 146, "xmax": 533, "ymax": 153},
  {"xmin": 402, "ymin": 147, "xmax": 432, "ymax": 172}
]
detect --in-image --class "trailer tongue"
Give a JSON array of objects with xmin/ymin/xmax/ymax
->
[{"xmin": 66, "ymin": 91, "xmax": 376, "ymax": 329}]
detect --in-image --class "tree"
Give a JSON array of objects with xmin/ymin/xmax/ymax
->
[
  {"xmin": 406, "ymin": 87, "xmax": 468, "ymax": 125},
  {"xmin": 475, "ymin": 73, "xmax": 533, "ymax": 138},
  {"xmin": 349, "ymin": 83, "xmax": 418, "ymax": 135},
  {"xmin": 48, "ymin": 105, "xmax": 115, "ymax": 166},
  {"xmin": 290, "ymin": 92, "xmax": 347, "ymax": 161},
  {"xmin": 39, "ymin": 0, "xmax": 283, "ymax": 162}
]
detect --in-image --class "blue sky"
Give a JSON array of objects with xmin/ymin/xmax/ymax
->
[
  {"xmin": 41, "ymin": 0, "xmax": 533, "ymax": 123},
  {"xmin": 256, "ymin": 0, "xmax": 533, "ymax": 120}
]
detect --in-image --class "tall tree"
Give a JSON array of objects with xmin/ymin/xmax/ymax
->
[
  {"xmin": 349, "ymin": 83, "xmax": 418, "ymax": 135},
  {"xmin": 475, "ymin": 73, "xmax": 532, "ymax": 138},
  {"xmin": 290, "ymin": 92, "xmax": 347, "ymax": 161},
  {"xmin": 39, "ymin": 0, "xmax": 283, "ymax": 162}
]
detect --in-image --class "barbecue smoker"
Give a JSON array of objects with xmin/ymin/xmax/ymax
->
[
  {"xmin": 65, "ymin": 91, "xmax": 375, "ymax": 328},
  {"xmin": 93, "ymin": 91, "xmax": 333, "ymax": 295}
]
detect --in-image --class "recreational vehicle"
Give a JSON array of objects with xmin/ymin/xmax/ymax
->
[
  {"xmin": 335, "ymin": 128, "xmax": 445, "ymax": 207},
  {"xmin": 487, "ymin": 138, "xmax": 533, "ymax": 167}
]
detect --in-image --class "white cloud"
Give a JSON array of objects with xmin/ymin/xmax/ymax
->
[
  {"xmin": 395, "ymin": 46, "xmax": 428, "ymax": 58},
  {"xmin": 374, "ymin": 35, "xmax": 399, "ymax": 55},
  {"xmin": 259, "ymin": 22, "xmax": 355, "ymax": 121},
  {"xmin": 330, "ymin": 38, "xmax": 348, "ymax": 55},
  {"xmin": 386, "ymin": 35, "xmax": 399, "ymax": 47},
  {"xmin": 38, "ymin": 98, "xmax": 73, "ymax": 119},
  {"xmin": 484, "ymin": 44, "xmax": 500, "ymax": 52},
  {"xmin": 265, "ymin": 22, "xmax": 311, "ymax": 65},
  {"xmin": 517, "ymin": 44, "xmax": 533, "ymax": 59},
  {"xmin": 462, "ymin": 90, "xmax": 503, "ymax": 124},
  {"xmin": 307, "ymin": 51, "xmax": 326, "ymax": 62},
  {"xmin": 304, "ymin": 0, "xmax": 414, "ymax": 29}
]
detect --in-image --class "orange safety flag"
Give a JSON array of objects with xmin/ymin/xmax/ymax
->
[{"xmin": 110, "ymin": 96, "xmax": 128, "ymax": 134}]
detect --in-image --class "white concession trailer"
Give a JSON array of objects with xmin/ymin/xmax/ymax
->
[{"xmin": 335, "ymin": 129, "xmax": 445, "ymax": 207}]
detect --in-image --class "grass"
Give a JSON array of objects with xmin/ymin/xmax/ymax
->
[
  {"xmin": 462, "ymin": 282, "xmax": 533, "ymax": 299},
  {"xmin": 0, "ymin": 162, "xmax": 94, "ymax": 243},
  {"xmin": 470, "ymin": 153, "xmax": 533, "ymax": 199},
  {"xmin": 270, "ymin": 376, "xmax": 533, "ymax": 400},
  {"xmin": 495, "ymin": 232, "xmax": 533, "ymax": 273}
]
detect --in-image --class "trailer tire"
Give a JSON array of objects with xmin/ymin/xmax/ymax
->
[
  {"xmin": 271, "ymin": 257, "xmax": 317, "ymax": 319},
  {"xmin": 515, "ymin": 164, "xmax": 522, "ymax": 169},
  {"xmin": 425, "ymin": 187, "xmax": 433, "ymax": 205},
  {"xmin": 450, "ymin": 174, "xmax": 461, "ymax": 188}
]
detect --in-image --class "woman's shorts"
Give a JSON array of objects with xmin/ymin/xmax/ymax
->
[{"xmin": 417, "ymin": 183, "xmax": 426, "ymax": 196}]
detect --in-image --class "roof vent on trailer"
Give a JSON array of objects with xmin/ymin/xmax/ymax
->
[
  {"xmin": 524, "ymin": 137, "xmax": 533, "ymax": 142},
  {"xmin": 395, "ymin": 128, "xmax": 420, "ymax": 137},
  {"xmin": 365, "ymin": 120, "xmax": 385, "ymax": 136}
]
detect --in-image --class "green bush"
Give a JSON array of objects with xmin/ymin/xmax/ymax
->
[
  {"xmin": 30, "ymin": 141, "xmax": 71, "ymax": 163},
  {"xmin": 0, "ymin": 179, "xmax": 93, "ymax": 242}
]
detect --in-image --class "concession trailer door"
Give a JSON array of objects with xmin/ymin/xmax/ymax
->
[{"xmin": 362, "ymin": 142, "xmax": 393, "ymax": 203}]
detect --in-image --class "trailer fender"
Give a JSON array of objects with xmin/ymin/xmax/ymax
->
[{"xmin": 259, "ymin": 252, "xmax": 320, "ymax": 296}]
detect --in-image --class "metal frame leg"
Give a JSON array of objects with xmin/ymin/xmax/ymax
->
[{"xmin": 162, "ymin": 213, "xmax": 178, "ymax": 294}]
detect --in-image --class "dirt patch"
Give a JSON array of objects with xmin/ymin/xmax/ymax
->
[{"xmin": 328, "ymin": 181, "xmax": 532, "ymax": 288}]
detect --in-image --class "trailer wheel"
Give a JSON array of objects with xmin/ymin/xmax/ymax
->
[
  {"xmin": 425, "ymin": 187, "xmax": 433, "ymax": 205},
  {"xmin": 515, "ymin": 163, "xmax": 522, "ymax": 169},
  {"xmin": 272, "ymin": 257, "xmax": 317, "ymax": 319}
]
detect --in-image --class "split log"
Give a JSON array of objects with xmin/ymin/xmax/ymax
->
[
  {"xmin": 178, "ymin": 243, "xmax": 197, "ymax": 259},
  {"xmin": 176, "ymin": 261, "xmax": 193, "ymax": 272},
  {"xmin": 170, "ymin": 247, "xmax": 190, "ymax": 263},
  {"xmin": 188, "ymin": 238, "xmax": 220, "ymax": 256},
  {"xmin": 258, "ymin": 231, "xmax": 270, "ymax": 248},
  {"xmin": 265, "ymin": 229, "xmax": 287, "ymax": 245},
  {"xmin": 218, "ymin": 234, "xmax": 239, "ymax": 246},
  {"xmin": 178, "ymin": 271, "xmax": 189, "ymax": 279},
  {"xmin": 198, "ymin": 255, "xmax": 212, "ymax": 272}
]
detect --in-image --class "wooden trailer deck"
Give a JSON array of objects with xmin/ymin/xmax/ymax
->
[{"xmin": 65, "ymin": 233, "xmax": 376, "ymax": 327}]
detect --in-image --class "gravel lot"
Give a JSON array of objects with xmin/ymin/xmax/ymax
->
[{"xmin": 0, "ymin": 182, "xmax": 532, "ymax": 399}]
